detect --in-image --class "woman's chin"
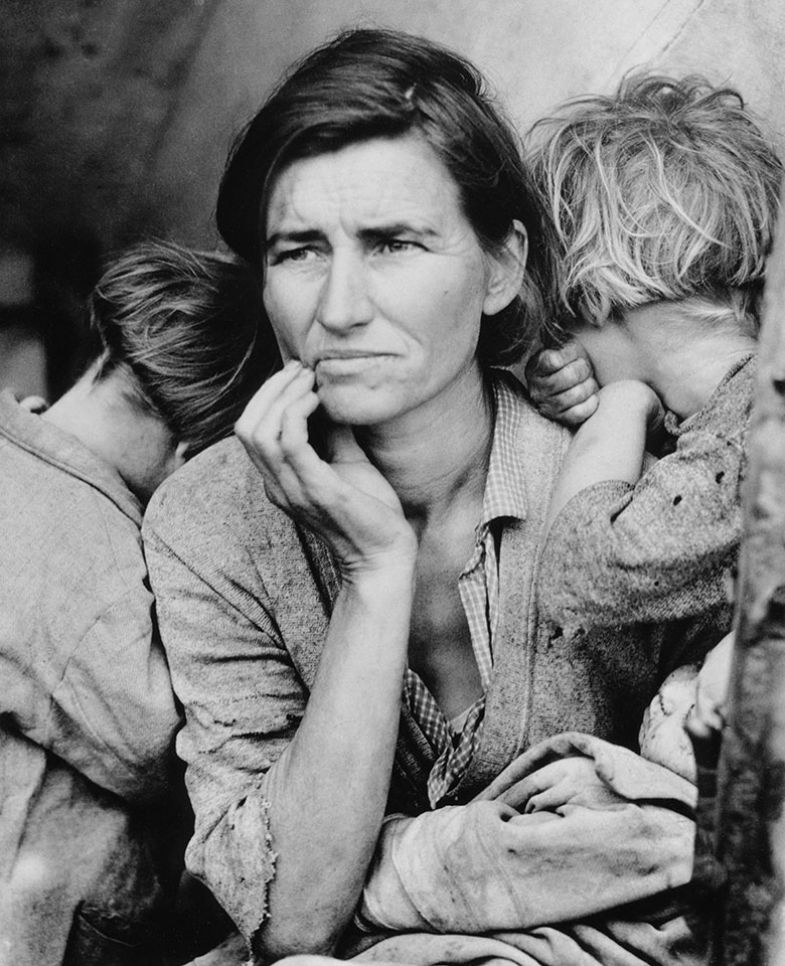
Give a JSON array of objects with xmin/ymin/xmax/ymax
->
[{"xmin": 316, "ymin": 386, "xmax": 396, "ymax": 428}]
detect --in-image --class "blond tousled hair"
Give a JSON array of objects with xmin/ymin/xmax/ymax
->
[{"xmin": 528, "ymin": 73, "xmax": 783, "ymax": 337}]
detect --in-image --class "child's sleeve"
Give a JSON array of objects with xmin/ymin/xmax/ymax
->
[{"xmin": 538, "ymin": 426, "xmax": 743, "ymax": 630}]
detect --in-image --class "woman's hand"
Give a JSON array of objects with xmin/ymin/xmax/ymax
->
[
  {"xmin": 525, "ymin": 341, "xmax": 599, "ymax": 427},
  {"xmin": 235, "ymin": 361, "xmax": 417, "ymax": 573},
  {"xmin": 235, "ymin": 362, "xmax": 417, "ymax": 956},
  {"xmin": 498, "ymin": 756, "xmax": 627, "ymax": 813}
]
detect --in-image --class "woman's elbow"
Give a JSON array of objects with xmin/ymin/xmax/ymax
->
[
  {"xmin": 250, "ymin": 921, "xmax": 343, "ymax": 965},
  {"xmin": 247, "ymin": 873, "xmax": 357, "ymax": 963}
]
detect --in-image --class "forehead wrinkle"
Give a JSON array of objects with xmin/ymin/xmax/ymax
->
[{"xmin": 266, "ymin": 138, "xmax": 463, "ymax": 242}]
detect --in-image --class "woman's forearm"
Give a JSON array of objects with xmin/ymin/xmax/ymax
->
[{"xmin": 253, "ymin": 558, "xmax": 415, "ymax": 960}]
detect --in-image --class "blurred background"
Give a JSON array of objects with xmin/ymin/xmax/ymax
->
[{"xmin": 3, "ymin": 0, "xmax": 785, "ymax": 400}]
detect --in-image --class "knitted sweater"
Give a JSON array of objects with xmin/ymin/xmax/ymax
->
[{"xmin": 538, "ymin": 355, "xmax": 755, "ymax": 631}]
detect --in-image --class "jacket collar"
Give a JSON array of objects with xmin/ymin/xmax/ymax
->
[{"xmin": 0, "ymin": 390, "xmax": 142, "ymax": 525}]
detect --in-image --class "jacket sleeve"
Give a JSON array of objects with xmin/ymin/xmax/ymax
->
[
  {"xmin": 142, "ymin": 519, "xmax": 306, "ymax": 944},
  {"xmin": 42, "ymin": 590, "xmax": 182, "ymax": 802},
  {"xmin": 537, "ymin": 427, "xmax": 744, "ymax": 631}
]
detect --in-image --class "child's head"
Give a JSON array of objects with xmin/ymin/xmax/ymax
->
[
  {"xmin": 88, "ymin": 240, "xmax": 279, "ymax": 457},
  {"xmin": 528, "ymin": 73, "xmax": 783, "ymax": 341}
]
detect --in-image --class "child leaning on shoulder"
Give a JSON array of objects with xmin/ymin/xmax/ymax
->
[{"xmin": 524, "ymin": 73, "xmax": 782, "ymax": 778}]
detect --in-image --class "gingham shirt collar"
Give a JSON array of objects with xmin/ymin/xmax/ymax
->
[
  {"xmin": 404, "ymin": 374, "xmax": 527, "ymax": 806},
  {"xmin": 476, "ymin": 374, "xmax": 528, "ymax": 532}
]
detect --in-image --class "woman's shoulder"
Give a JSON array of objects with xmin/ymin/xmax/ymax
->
[{"xmin": 144, "ymin": 435, "xmax": 294, "ymax": 551}]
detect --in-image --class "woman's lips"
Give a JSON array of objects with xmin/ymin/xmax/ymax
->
[{"xmin": 314, "ymin": 353, "xmax": 392, "ymax": 375}]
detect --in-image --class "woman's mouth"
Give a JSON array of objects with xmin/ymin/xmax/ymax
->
[{"xmin": 314, "ymin": 352, "xmax": 391, "ymax": 376}]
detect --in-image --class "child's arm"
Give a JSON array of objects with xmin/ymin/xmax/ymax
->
[
  {"xmin": 538, "ymin": 377, "xmax": 746, "ymax": 630},
  {"xmin": 544, "ymin": 380, "xmax": 662, "ymax": 532}
]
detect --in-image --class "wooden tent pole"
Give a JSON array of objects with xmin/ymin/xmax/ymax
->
[{"xmin": 714, "ymin": 185, "xmax": 785, "ymax": 964}]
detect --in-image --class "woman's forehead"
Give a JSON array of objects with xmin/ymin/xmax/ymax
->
[{"xmin": 264, "ymin": 135, "xmax": 463, "ymax": 236}]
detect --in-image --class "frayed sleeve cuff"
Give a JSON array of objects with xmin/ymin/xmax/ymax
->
[{"xmin": 198, "ymin": 791, "xmax": 278, "ymax": 943}]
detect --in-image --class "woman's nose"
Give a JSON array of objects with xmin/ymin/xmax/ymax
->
[{"xmin": 316, "ymin": 253, "xmax": 374, "ymax": 331}]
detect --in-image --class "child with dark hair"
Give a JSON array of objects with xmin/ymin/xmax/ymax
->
[
  {"xmin": 0, "ymin": 240, "xmax": 278, "ymax": 966},
  {"xmin": 525, "ymin": 74, "xmax": 781, "ymax": 779}
]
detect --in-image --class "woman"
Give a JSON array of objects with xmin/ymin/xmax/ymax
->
[
  {"xmin": 143, "ymin": 31, "xmax": 722, "ymax": 966},
  {"xmin": 0, "ymin": 241, "xmax": 276, "ymax": 966}
]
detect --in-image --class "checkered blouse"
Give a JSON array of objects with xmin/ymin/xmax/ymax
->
[{"xmin": 403, "ymin": 377, "xmax": 528, "ymax": 806}]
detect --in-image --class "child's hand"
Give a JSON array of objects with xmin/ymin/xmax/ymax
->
[
  {"xmin": 525, "ymin": 341, "xmax": 599, "ymax": 427},
  {"xmin": 688, "ymin": 633, "xmax": 735, "ymax": 742}
]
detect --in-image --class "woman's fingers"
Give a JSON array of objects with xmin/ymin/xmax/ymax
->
[
  {"xmin": 234, "ymin": 364, "xmax": 414, "ymax": 564},
  {"xmin": 279, "ymin": 389, "xmax": 322, "ymax": 459},
  {"xmin": 497, "ymin": 764, "xmax": 560, "ymax": 809},
  {"xmin": 236, "ymin": 360, "xmax": 303, "ymax": 430},
  {"xmin": 497, "ymin": 756, "xmax": 603, "ymax": 811},
  {"xmin": 524, "ymin": 785, "xmax": 568, "ymax": 814},
  {"xmin": 498, "ymin": 774, "xmax": 546, "ymax": 810},
  {"xmin": 236, "ymin": 363, "xmax": 316, "ymax": 472},
  {"xmin": 257, "ymin": 382, "xmax": 332, "ymax": 504}
]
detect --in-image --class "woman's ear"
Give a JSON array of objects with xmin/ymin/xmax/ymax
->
[{"xmin": 482, "ymin": 219, "xmax": 529, "ymax": 317}]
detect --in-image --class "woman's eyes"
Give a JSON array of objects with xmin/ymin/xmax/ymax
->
[
  {"xmin": 375, "ymin": 238, "xmax": 421, "ymax": 255},
  {"xmin": 268, "ymin": 238, "xmax": 422, "ymax": 265},
  {"xmin": 271, "ymin": 247, "xmax": 318, "ymax": 265}
]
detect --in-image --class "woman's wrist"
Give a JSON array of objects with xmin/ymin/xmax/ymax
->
[{"xmin": 340, "ymin": 538, "xmax": 418, "ymax": 586}]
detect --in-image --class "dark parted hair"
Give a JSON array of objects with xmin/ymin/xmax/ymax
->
[
  {"xmin": 216, "ymin": 27, "xmax": 558, "ymax": 367},
  {"xmin": 90, "ymin": 240, "xmax": 279, "ymax": 456}
]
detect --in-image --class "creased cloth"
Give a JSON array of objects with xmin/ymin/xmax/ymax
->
[{"xmin": 354, "ymin": 732, "xmax": 701, "ymax": 966}]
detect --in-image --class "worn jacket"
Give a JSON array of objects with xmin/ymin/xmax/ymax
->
[
  {"xmin": 143, "ymin": 378, "xmax": 731, "ymax": 963},
  {"xmin": 0, "ymin": 392, "xmax": 182, "ymax": 966}
]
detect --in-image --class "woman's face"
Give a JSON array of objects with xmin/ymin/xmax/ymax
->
[{"xmin": 262, "ymin": 135, "xmax": 513, "ymax": 428}]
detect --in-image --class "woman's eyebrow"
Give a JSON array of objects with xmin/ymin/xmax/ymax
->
[
  {"xmin": 265, "ymin": 229, "xmax": 324, "ymax": 250},
  {"xmin": 358, "ymin": 222, "xmax": 437, "ymax": 241}
]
